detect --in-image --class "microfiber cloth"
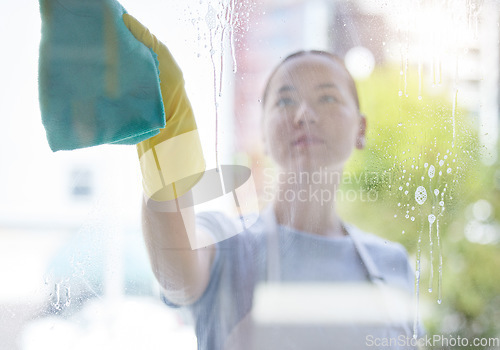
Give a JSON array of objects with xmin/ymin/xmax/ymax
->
[{"xmin": 38, "ymin": 0, "xmax": 165, "ymax": 151}]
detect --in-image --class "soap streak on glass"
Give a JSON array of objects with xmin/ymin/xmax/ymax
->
[
  {"xmin": 427, "ymin": 213, "xmax": 436, "ymax": 293},
  {"xmin": 202, "ymin": 0, "xmax": 243, "ymax": 171},
  {"xmin": 393, "ymin": 0, "xmax": 486, "ymax": 338},
  {"xmin": 50, "ymin": 282, "xmax": 71, "ymax": 311}
]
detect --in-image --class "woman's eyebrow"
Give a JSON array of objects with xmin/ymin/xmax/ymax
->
[
  {"xmin": 316, "ymin": 83, "xmax": 339, "ymax": 90},
  {"xmin": 278, "ymin": 85, "xmax": 295, "ymax": 93}
]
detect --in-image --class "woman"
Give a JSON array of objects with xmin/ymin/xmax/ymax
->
[{"xmin": 126, "ymin": 16, "xmax": 418, "ymax": 350}]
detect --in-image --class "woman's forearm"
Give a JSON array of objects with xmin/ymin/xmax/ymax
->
[{"xmin": 141, "ymin": 195, "xmax": 216, "ymax": 305}]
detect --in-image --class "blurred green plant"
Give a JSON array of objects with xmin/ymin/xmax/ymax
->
[{"xmin": 338, "ymin": 64, "xmax": 500, "ymax": 348}]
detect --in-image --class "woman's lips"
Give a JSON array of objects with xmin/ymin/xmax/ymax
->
[{"xmin": 292, "ymin": 135, "xmax": 325, "ymax": 147}]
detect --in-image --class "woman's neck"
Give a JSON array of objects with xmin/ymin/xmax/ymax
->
[{"xmin": 271, "ymin": 167, "xmax": 345, "ymax": 237}]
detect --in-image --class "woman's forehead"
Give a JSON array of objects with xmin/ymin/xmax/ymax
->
[{"xmin": 269, "ymin": 54, "xmax": 351, "ymax": 90}]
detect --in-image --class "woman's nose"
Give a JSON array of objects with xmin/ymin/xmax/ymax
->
[{"xmin": 294, "ymin": 102, "xmax": 318, "ymax": 126}]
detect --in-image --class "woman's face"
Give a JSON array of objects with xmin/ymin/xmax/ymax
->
[{"xmin": 262, "ymin": 54, "xmax": 366, "ymax": 172}]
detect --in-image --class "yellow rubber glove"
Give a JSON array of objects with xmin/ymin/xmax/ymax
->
[{"xmin": 123, "ymin": 13, "xmax": 205, "ymax": 202}]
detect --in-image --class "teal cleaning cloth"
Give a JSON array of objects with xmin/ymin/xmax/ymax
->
[{"xmin": 39, "ymin": 0, "xmax": 165, "ymax": 151}]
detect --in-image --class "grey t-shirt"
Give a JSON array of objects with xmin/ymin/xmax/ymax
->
[{"xmin": 163, "ymin": 210, "xmax": 417, "ymax": 350}]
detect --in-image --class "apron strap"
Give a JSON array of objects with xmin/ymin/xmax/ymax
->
[
  {"xmin": 260, "ymin": 209, "xmax": 414, "ymax": 347},
  {"xmin": 347, "ymin": 225, "xmax": 385, "ymax": 283},
  {"xmin": 348, "ymin": 225, "xmax": 415, "ymax": 341}
]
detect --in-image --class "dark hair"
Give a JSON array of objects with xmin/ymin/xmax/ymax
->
[{"xmin": 261, "ymin": 50, "xmax": 360, "ymax": 110}]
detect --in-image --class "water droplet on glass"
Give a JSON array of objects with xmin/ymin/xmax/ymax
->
[
  {"xmin": 439, "ymin": 201, "xmax": 444, "ymax": 206},
  {"xmin": 415, "ymin": 186, "xmax": 427, "ymax": 205},
  {"xmin": 447, "ymin": 168, "xmax": 452, "ymax": 174},
  {"xmin": 428, "ymin": 214, "xmax": 436, "ymax": 224},
  {"xmin": 439, "ymin": 160, "xmax": 444, "ymax": 166},
  {"xmin": 411, "ymin": 217, "xmax": 415, "ymax": 221},
  {"xmin": 437, "ymin": 299, "xmax": 442, "ymax": 305},
  {"xmin": 64, "ymin": 286, "xmax": 71, "ymax": 307},
  {"xmin": 428, "ymin": 165, "xmax": 435, "ymax": 178},
  {"xmin": 434, "ymin": 189, "xmax": 439, "ymax": 196},
  {"xmin": 424, "ymin": 163, "xmax": 429, "ymax": 168},
  {"xmin": 51, "ymin": 283, "xmax": 61, "ymax": 310}
]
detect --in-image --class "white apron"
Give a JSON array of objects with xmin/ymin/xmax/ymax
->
[{"xmin": 223, "ymin": 208, "xmax": 416, "ymax": 350}]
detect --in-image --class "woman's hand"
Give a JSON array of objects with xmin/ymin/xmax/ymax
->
[{"xmin": 123, "ymin": 13, "xmax": 205, "ymax": 201}]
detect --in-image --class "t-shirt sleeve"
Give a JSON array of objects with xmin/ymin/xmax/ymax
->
[{"xmin": 160, "ymin": 211, "xmax": 258, "ymax": 349}]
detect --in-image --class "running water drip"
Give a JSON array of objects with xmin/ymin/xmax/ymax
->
[
  {"xmin": 452, "ymin": 88, "xmax": 458, "ymax": 148},
  {"xmin": 201, "ymin": 0, "xmax": 248, "ymax": 170},
  {"xmin": 64, "ymin": 285, "xmax": 71, "ymax": 308},
  {"xmin": 413, "ymin": 225, "xmax": 422, "ymax": 339},
  {"xmin": 432, "ymin": 56, "xmax": 442, "ymax": 86},
  {"xmin": 50, "ymin": 282, "xmax": 71, "ymax": 310},
  {"xmin": 438, "ymin": 59, "xmax": 442, "ymax": 85},
  {"xmin": 436, "ymin": 207, "xmax": 444, "ymax": 304},
  {"xmin": 390, "ymin": 0, "xmax": 485, "ymax": 327},
  {"xmin": 428, "ymin": 214, "xmax": 436, "ymax": 292},
  {"xmin": 219, "ymin": 26, "xmax": 225, "ymax": 98},
  {"xmin": 228, "ymin": 0, "xmax": 238, "ymax": 73},
  {"xmin": 404, "ymin": 40, "xmax": 409, "ymax": 97},
  {"xmin": 53, "ymin": 283, "xmax": 61, "ymax": 310},
  {"xmin": 397, "ymin": 15, "xmax": 409, "ymax": 98},
  {"xmin": 398, "ymin": 27, "xmax": 404, "ymax": 97},
  {"xmin": 205, "ymin": 3, "xmax": 221, "ymax": 170},
  {"xmin": 417, "ymin": 0, "xmax": 423, "ymax": 100},
  {"xmin": 466, "ymin": 0, "xmax": 482, "ymax": 38},
  {"xmin": 418, "ymin": 61, "xmax": 422, "ymax": 100}
]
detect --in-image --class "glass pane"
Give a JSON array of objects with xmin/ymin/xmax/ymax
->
[{"xmin": 1, "ymin": 0, "xmax": 499, "ymax": 349}]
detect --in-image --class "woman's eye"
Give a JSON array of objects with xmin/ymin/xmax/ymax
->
[
  {"xmin": 276, "ymin": 97, "xmax": 295, "ymax": 107},
  {"xmin": 319, "ymin": 95, "xmax": 339, "ymax": 103}
]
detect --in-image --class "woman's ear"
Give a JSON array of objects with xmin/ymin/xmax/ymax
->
[{"xmin": 356, "ymin": 115, "xmax": 367, "ymax": 149}]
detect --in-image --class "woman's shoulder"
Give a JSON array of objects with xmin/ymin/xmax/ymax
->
[{"xmin": 196, "ymin": 210, "xmax": 265, "ymax": 246}]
